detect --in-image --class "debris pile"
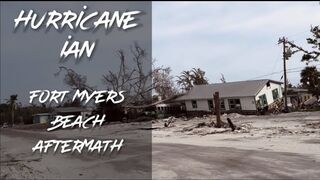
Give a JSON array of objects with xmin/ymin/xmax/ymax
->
[
  {"xmin": 158, "ymin": 114, "xmax": 256, "ymax": 136},
  {"xmin": 164, "ymin": 116, "xmax": 176, "ymax": 127},
  {"xmin": 188, "ymin": 128, "xmax": 229, "ymax": 136},
  {"xmin": 181, "ymin": 119, "xmax": 253, "ymax": 135},
  {"xmin": 234, "ymin": 123, "xmax": 252, "ymax": 133},
  {"xmin": 266, "ymin": 126, "xmax": 318, "ymax": 137},
  {"xmin": 222, "ymin": 113, "xmax": 243, "ymax": 119},
  {"xmin": 303, "ymin": 121, "xmax": 320, "ymax": 129},
  {"xmin": 181, "ymin": 121, "xmax": 214, "ymax": 132}
]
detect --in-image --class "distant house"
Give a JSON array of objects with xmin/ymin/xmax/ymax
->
[
  {"xmin": 287, "ymin": 88, "xmax": 313, "ymax": 108},
  {"xmin": 155, "ymin": 102, "xmax": 185, "ymax": 117},
  {"xmin": 33, "ymin": 113, "xmax": 51, "ymax": 124},
  {"xmin": 53, "ymin": 107, "xmax": 92, "ymax": 118},
  {"xmin": 175, "ymin": 79, "xmax": 283, "ymax": 114}
]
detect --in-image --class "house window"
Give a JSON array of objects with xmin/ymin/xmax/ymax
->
[
  {"xmin": 220, "ymin": 100, "xmax": 225, "ymax": 110},
  {"xmin": 266, "ymin": 82, "xmax": 271, "ymax": 88},
  {"xmin": 272, "ymin": 88, "xmax": 279, "ymax": 100},
  {"xmin": 191, "ymin": 100, "xmax": 197, "ymax": 109},
  {"xmin": 259, "ymin": 94, "xmax": 268, "ymax": 107},
  {"xmin": 208, "ymin": 100, "xmax": 213, "ymax": 111},
  {"xmin": 228, "ymin": 99, "xmax": 241, "ymax": 110}
]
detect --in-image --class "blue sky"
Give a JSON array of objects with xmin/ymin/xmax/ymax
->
[{"xmin": 152, "ymin": 2, "xmax": 320, "ymax": 85}]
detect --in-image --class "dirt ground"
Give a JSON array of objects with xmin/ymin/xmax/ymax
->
[
  {"xmin": 1, "ymin": 111, "xmax": 320, "ymax": 179},
  {"xmin": 152, "ymin": 111, "xmax": 320, "ymax": 179}
]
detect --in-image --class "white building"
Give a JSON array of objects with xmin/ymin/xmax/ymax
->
[{"xmin": 175, "ymin": 79, "xmax": 283, "ymax": 114}]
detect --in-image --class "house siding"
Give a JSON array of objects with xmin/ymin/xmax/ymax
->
[
  {"xmin": 240, "ymin": 97, "xmax": 257, "ymax": 110},
  {"xmin": 223, "ymin": 99, "xmax": 229, "ymax": 111},
  {"xmin": 185, "ymin": 100, "xmax": 211, "ymax": 112},
  {"xmin": 255, "ymin": 82, "xmax": 283, "ymax": 106},
  {"xmin": 185, "ymin": 97, "xmax": 256, "ymax": 112}
]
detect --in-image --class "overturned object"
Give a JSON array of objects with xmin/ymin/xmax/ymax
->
[
  {"xmin": 164, "ymin": 117, "xmax": 175, "ymax": 127},
  {"xmin": 227, "ymin": 118, "xmax": 236, "ymax": 131}
]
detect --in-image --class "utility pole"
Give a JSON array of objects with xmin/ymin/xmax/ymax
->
[
  {"xmin": 278, "ymin": 36, "xmax": 300, "ymax": 112},
  {"xmin": 281, "ymin": 37, "xmax": 289, "ymax": 112},
  {"xmin": 278, "ymin": 35, "xmax": 310, "ymax": 112}
]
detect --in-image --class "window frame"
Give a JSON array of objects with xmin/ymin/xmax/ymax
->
[
  {"xmin": 207, "ymin": 100, "xmax": 213, "ymax": 111},
  {"xmin": 191, "ymin": 100, "xmax": 197, "ymax": 109},
  {"xmin": 259, "ymin": 94, "xmax": 268, "ymax": 107},
  {"xmin": 220, "ymin": 99, "xmax": 226, "ymax": 110},
  {"xmin": 272, "ymin": 88, "xmax": 279, "ymax": 100},
  {"xmin": 228, "ymin": 98, "xmax": 242, "ymax": 110}
]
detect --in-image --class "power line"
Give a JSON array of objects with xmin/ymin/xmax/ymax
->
[
  {"xmin": 270, "ymin": 46, "xmax": 282, "ymax": 75},
  {"xmin": 248, "ymin": 64, "xmax": 320, "ymax": 80}
]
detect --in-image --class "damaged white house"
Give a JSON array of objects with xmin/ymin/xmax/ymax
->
[{"xmin": 175, "ymin": 79, "xmax": 283, "ymax": 114}]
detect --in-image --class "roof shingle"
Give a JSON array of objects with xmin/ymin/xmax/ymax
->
[{"xmin": 176, "ymin": 79, "xmax": 282, "ymax": 101}]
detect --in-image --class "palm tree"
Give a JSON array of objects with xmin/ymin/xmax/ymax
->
[
  {"xmin": 300, "ymin": 66, "xmax": 320, "ymax": 99},
  {"xmin": 177, "ymin": 68, "xmax": 209, "ymax": 91},
  {"xmin": 177, "ymin": 70, "xmax": 193, "ymax": 91},
  {"xmin": 191, "ymin": 68, "xmax": 209, "ymax": 85}
]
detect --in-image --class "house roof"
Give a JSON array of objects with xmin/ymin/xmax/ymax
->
[
  {"xmin": 175, "ymin": 79, "xmax": 282, "ymax": 101},
  {"xmin": 54, "ymin": 107, "xmax": 91, "ymax": 113},
  {"xmin": 32, "ymin": 113, "xmax": 51, "ymax": 116},
  {"xmin": 287, "ymin": 87, "xmax": 309, "ymax": 93}
]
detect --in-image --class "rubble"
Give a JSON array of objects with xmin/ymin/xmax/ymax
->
[
  {"xmin": 265, "ymin": 126, "xmax": 319, "ymax": 137},
  {"xmin": 234, "ymin": 123, "xmax": 252, "ymax": 133},
  {"xmin": 180, "ymin": 119, "xmax": 252, "ymax": 135},
  {"xmin": 222, "ymin": 113, "xmax": 243, "ymax": 119},
  {"xmin": 303, "ymin": 121, "xmax": 320, "ymax": 129},
  {"xmin": 181, "ymin": 121, "xmax": 214, "ymax": 132},
  {"xmin": 154, "ymin": 112, "xmax": 320, "ymax": 137},
  {"xmin": 187, "ymin": 128, "xmax": 230, "ymax": 136},
  {"xmin": 164, "ymin": 116, "xmax": 176, "ymax": 127}
]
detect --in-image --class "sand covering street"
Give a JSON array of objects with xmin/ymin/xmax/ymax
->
[{"xmin": 1, "ymin": 111, "xmax": 320, "ymax": 179}]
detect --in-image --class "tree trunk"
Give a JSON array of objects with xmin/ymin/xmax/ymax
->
[
  {"xmin": 227, "ymin": 118, "xmax": 236, "ymax": 131},
  {"xmin": 11, "ymin": 106, "xmax": 14, "ymax": 126},
  {"xmin": 214, "ymin": 92, "xmax": 222, "ymax": 128}
]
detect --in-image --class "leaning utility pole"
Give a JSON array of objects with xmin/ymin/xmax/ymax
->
[
  {"xmin": 279, "ymin": 37, "xmax": 289, "ymax": 112},
  {"xmin": 278, "ymin": 35, "xmax": 311, "ymax": 112}
]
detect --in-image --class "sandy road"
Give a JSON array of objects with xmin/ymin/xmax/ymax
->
[
  {"xmin": 0, "ymin": 128, "xmax": 152, "ymax": 179},
  {"xmin": 152, "ymin": 143, "xmax": 320, "ymax": 179},
  {"xmin": 151, "ymin": 111, "xmax": 320, "ymax": 179},
  {"xmin": 1, "ymin": 111, "xmax": 320, "ymax": 179}
]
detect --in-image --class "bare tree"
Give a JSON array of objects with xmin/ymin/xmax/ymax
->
[
  {"xmin": 286, "ymin": 25, "xmax": 320, "ymax": 64},
  {"xmin": 302, "ymin": 26, "xmax": 320, "ymax": 63},
  {"xmin": 153, "ymin": 66, "xmax": 178, "ymax": 99},
  {"xmin": 55, "ymin": 66, "xmax": 94, "ymax": 92},
  {"xmin": 56, "ymin": 43, "xmax": 176, "ymax": 108},
  {"xmin": 102, "ymin": 43, "xmax": 153, "ymax": 105},
  {"xmin": 220, "ymin": 73, "xmax": 227, "ymax": 83}
]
